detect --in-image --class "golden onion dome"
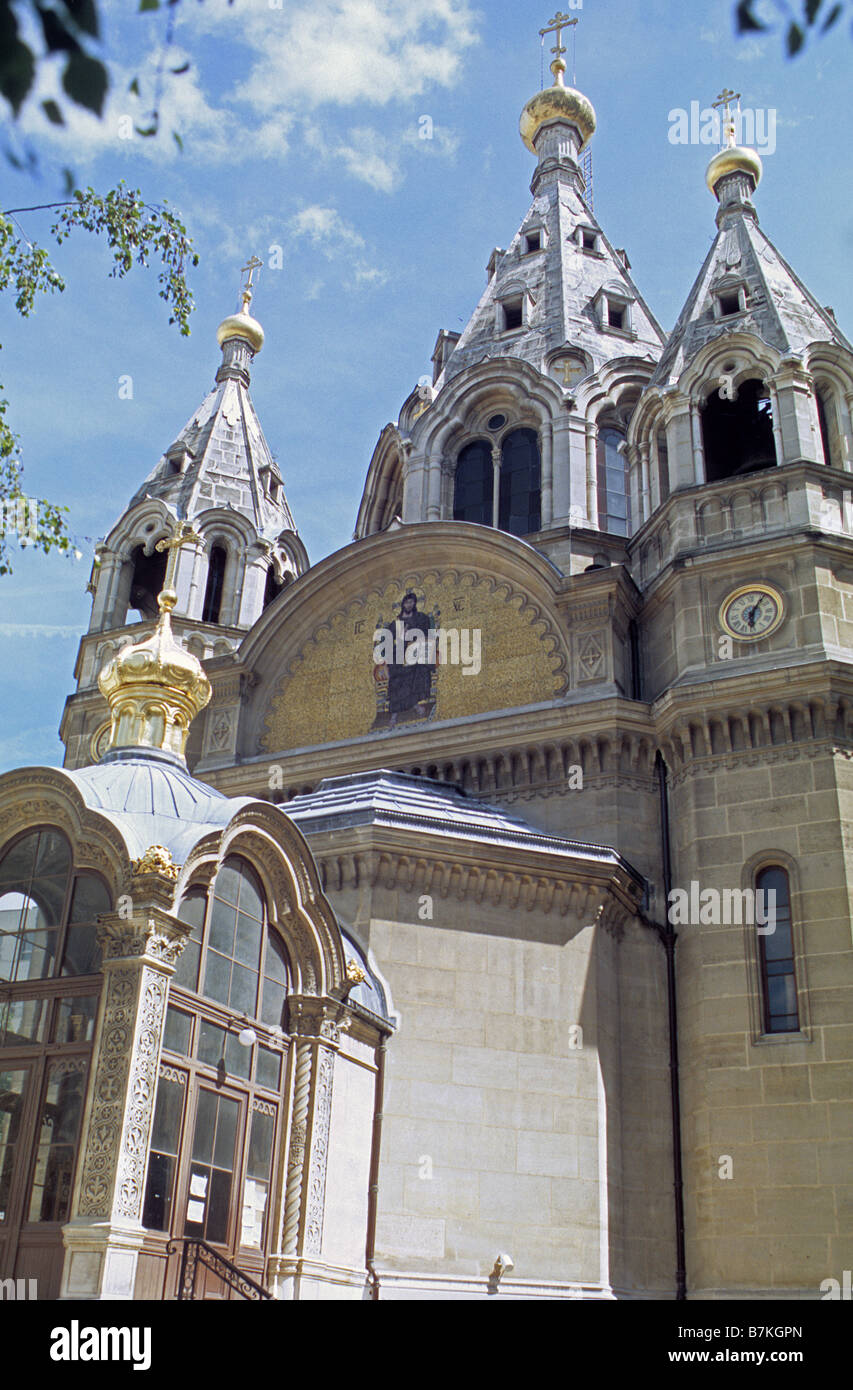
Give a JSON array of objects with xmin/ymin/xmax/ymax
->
[
  {"xmin": 520, "ymin": 63, "xmax": 596, "ymax": 154},
  {"xmin": 98, "ymin": 531, "xmax": 211, "ymax": 761},
  {"xmin": 706, "ymin": 144, "xmax": 763, "ymax": 195},
  {"xmin": 216, "ymin": 286, "xmax": 264, "ymax": 354}
]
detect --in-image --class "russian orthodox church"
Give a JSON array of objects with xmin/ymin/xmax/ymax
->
[{"xmin": 1, "ymin": 35, "xmax": 851, "ymax": 1302}]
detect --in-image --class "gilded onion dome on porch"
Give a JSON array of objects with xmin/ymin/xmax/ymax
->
[{"xmin": 98, "ymin": 524, "xmax": 212, "ymax": 760}]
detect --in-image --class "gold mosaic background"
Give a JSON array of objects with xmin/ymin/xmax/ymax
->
[{"xmin": 262, "ymin": 572, "xmax": 568, "ymax": 752}]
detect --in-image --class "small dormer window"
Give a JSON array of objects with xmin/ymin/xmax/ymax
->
[
  {"xmin": 596, "ymin": 286, "xmax": 633, "ymax": 336},
  {"xmin": 502, "ymin": 298, "xmax": 524, "ymax": 331},
  {"xmin": 712, "ymin": 279, "xmax": 747, "ymax": 320},
  {"xmin": 580, "ymin": 228, "xmax": 598, "ymax": 253},
  {"xmin": 523, "ymin": 229, "xmax": 543, "ymax": 255}
]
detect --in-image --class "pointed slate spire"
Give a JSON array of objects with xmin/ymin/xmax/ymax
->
[
  {"xmin": 129, "ymin": 262, "xmax": 298, "ymax": 544},
  {"xmin": 651, "ymin": 92, "xmax": 852, "ymax": 387},
  {"xmin": 434, "ymin": 35, "xmax": 664, "ymax": 390}
]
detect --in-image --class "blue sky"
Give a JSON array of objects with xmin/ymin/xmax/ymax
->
[{"xmin": 1, "ymin": 0, "xmax": 851, "ymax": 771}]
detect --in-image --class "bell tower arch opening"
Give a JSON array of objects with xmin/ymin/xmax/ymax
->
[
  {"xmin": 128, "ymin": 544, "xmax": 168, "ymax": 622},
  {"xmin": 702, "ymin": 377, "xmax": 776, "ymax": 483}
]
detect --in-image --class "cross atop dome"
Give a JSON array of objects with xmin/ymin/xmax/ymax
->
[{"xmin": 539, "ymin": 11, "xmax": 578, "ymax": 86}]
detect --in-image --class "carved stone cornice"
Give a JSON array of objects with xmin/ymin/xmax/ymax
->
[
  {"xmin": 287, "ymin": 995, "xmax": 352, "ymax": 1047},
  {"xmin": 96, "ymin": 908, "xmax": 190, "ymax": 972}
]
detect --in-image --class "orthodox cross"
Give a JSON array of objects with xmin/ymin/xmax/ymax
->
[
  {"xmin": 155, "ymin": 519, "xmax": 203, "ymax": 607},
  {"xmin": 713, "ymin": 88, "xmax": 741, "ymax": 148},
  {"xmin": 239, "ymin": 254, "xmax": 263, "ymax": 311},
  {"xmin": 539, "ymin": 11, "xmax": 578, "ymax": 61}
]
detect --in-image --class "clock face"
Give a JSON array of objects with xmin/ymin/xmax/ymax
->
[{"xmin": 719, "ymin": 585, "xmax": 785, "ymax": 641}]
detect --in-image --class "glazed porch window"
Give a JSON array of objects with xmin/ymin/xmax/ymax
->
[
  {"xmin": 172, "ymin": 858, "xmax": 289, "ymax": 1029},
  {"xmin": 140, "ymin": 857, "xmax": 285, "ymax": 1256},
  {"xmin": 0, "ymin": 828, "xmax": 108, "ymax": 1242}
]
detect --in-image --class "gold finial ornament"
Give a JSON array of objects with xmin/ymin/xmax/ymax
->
[
  {"xmin": 216, "ymin": 254, "xmax": 265, "ymax": 354},
  {"xmin": 520, "ymin": 13, "xmax": 595, "ymax": 155},
  {"xmin": 705, "ymin": 86, "xmax": 762, "ymax": 196},
  {"xmin": 132, "ymin": 846, "xmax": 181, "ymax": 881},
  {"xmin": 98, "ymin": 519, "xmax": 211, "ymax": 760}
]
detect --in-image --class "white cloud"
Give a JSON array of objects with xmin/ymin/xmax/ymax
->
[
  {"xmin": 228, "ymin": 0, "xmax": 477, "ymax": 111},
  {"xmin": 286, "ymin": 204, "xmax": 388, "ymax": 292},
  {"xmin": 308, "ymin": 124, "xmax": 402, "ymax": 192}
]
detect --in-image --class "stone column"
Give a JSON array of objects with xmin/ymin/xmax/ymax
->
[
  {"xmin": 60, "ymin": 849, "xmax": 190, "ymax": 1301},
  {"xmin": 89, "ymin": 547, "xmax": 124, "ymax": 631},
  {"xmin": 585, "ymin": 422, "xmax": 599, "ymax": 530},
  {"xmin": 426, "ymin": 455, "xmax": 443, "ymax": 522},
  {"xmin": 267, "ymin": 997, "xmax": 349, "ymax": 1301},
  {"xmin": 663, "ymin": 394, "xmax": 695, "ymax": 491},
  {"xmin": 238, "ymin": 541, "xmax": 272, "ymax": 628},
  {"xmin": 176, "ymin": 536, "xmax": 206, "ymax": 620},
  {"xmin": 771, "ymin": 360, "xmax": 822, "ymax": 465},
  {"xmin": 491, "ymin": 446, "xmax": 501, "ymax": 529},
  {"xmin": 539, "ymin": 422, "xmax": 554, "ymax": 528}
]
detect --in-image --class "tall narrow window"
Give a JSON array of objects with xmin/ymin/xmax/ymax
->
[
  {"xmin": 657, "ymin": 429, "xmax": 670, "ymax": 503},
  {"xmin": 597, "ymin": 427, "xmax": 629, "ymax": 536},
  {"xmin": 202, "ymin": 546, "xmax": 227, "ymax": 624},
  {"xmin": 816, "ymin": 389, "xmax": 835, "ymax": 467},
  {"xmin": 453, "ymin": 440, "xmax": 493, "ymax": 526},
  {"xmin": 756, "ymin": 865, "xmax": 799, "ymax": 1034},
  {"xmin": 499, "ymin": 429, "xmax": 541, "ymax": 536}
]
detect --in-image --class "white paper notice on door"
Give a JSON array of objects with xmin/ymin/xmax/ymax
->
[
  {"xmin": 186, "ymin": 1199, "xmax": 206, "ymax": 1222},
  {"xmin": 190, "ymin": 1173, "xmax": 208, "ymax": 1198}
]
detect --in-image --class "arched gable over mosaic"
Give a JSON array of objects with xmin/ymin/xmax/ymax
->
[{"xmin": 239, "ymin": 524, "xmax": 571, "ymax": 757}]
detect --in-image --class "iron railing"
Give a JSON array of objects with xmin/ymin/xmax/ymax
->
[{"xmin": 167, "ymin": 1238, "xmax": 273, "ymax": 1301}]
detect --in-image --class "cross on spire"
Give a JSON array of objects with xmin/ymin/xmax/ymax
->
[
  {"xmin": 155, "ymin": 519, "xmax": 204, "ymax": 612},
  {"xmin": 238, "ymin": 254, "xmax": 263, "ymax": 312},
  {"xmin": 539, "ymin": 11, "xmax": 578, "ymax": 86},
  {"xmin": 713, "ymin": 88, "xmax": 741, "ymax": 148}
]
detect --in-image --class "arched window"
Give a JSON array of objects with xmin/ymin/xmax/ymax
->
[
  {"xmin": 702, "ymin": 378, "xmax": 776, "ymax": 483},
  {"xmin": 453, "ymin": 440, "xmax": 493, "ymax": 526},
  {"xmin": 128, "ymin": 544, "xmax": 168, "ymax": 621},
  {"xmin": 453, "ymin": 430, "xmax": 542, "ymax": 537},
  {"xmin": 140, "ymin": 857, "xmax": 289, "ymax": 1279},
  {"xmin": 0, "ymin": 829, "xmax": 108, "ymax": 1292},
  {"xmin": 756, "ymin": 865, "xmax": 799, "ymax": 1034},
  {"xmin": 202, "ymin": 545, "xmax": 227, "ymax": 624},
  {"xmin": 597, "ymin": 426, "xmax": 629, "ymax": 536},
  {"xmin": 500, "ymin": 429, "xmax": 541, "ymax": 536}
]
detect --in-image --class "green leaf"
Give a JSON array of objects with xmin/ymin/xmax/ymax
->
[
  {"xmin": 37, "ymin": 5, "xmax": 81, "ymax": 54},
  {"xmin": 172, "ymin": 129, "xmax": 183, "ymax": 152},
  {"xmin": 128, "ymin": 76, "xmax": 140, "ymax": 96},
  {"xmin": 821, "ymin": 1, "xmax": 843, "ymax": 28},
  {"xmin": 170, "ymin": 61, "xmax": 190, "ymax": 74},
  {"xmin": 139, "ymin": 0, "xmax": 159, "ymax": 10},
  {"xmin": 58, "ymin": 0, "xmax": 99, "ymax": 38},
  {"xmin": 786, "ymin": 20, "xmax": 806, "ymax": 51},
  {"xmin": 61, "ymin": 166, "xmax": 75, "ymax": 194},
  {"xmin": 41, "ymin": 98, "xmax": 64, "ymax": 125},
  {"xmin": 0, "ymin": 39, "xmax": 36, "ymax": 116},
  {"xmin": 135, "ymin": 120, "xmax": 158, "ymax": 137},
  {"xmin": 61, "ymin": 50, "xmax": 108, "ymax": 115},
  {"xmin": 804, "ymin": 0, "xmax": 823, "ymax": 22},
  {"xmin": 735, "ymin": 0, "xmax": 766, "ymax": 32}
]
